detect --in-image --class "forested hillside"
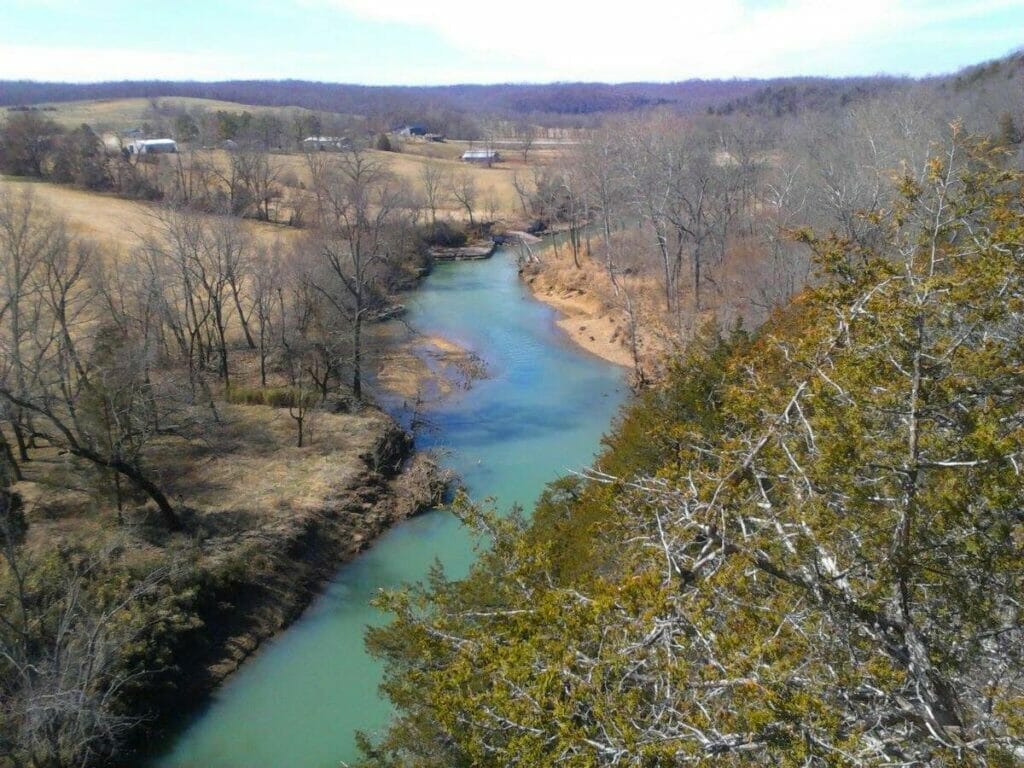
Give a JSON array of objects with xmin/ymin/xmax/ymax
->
[
  {"xmin": 0, "ymin": 79, "xmax": 767, "ymax": 130},
  {"xmin": 360, "ymin": 134, "xmax": 1024, "ymax": 766}
]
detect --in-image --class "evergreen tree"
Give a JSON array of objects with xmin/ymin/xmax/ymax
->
[
  {"xmin": 361, "ymin": 132, "xmax": 1024, "ymax": 767},
  {"xmin": 998, "ymin": 111, "xmax": 1021, "ymax": 146}
]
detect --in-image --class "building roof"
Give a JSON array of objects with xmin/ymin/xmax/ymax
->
[{"xmin": 462, "ymin": 149, "xmax": 500, "ymax": 159}]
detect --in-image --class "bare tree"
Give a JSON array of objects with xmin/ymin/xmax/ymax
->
[
  {"xmin": 576, "ymin": 125, "xmax": 628, "ymax": 290},
  {"xmin": 251, "ymin": 245, "xmax": 281, "ymax": 388},
  {"xmin": 418, "ymin": 162, "xmax": 450, "ymax": 227},
  {"xmin": 450, "ymin": 172, "xmax": 478, "ymax": 227},
  {"xmin": 0, "ymin": 189, "xmax": 60, "ymax": 465},
  {"xmin": 516, "ymin": 123, "xmax": 536, "ymax": 163},
  {"xmin": 0, "ymin": 493, "xmax": 171, "ymax": 767},
  {"xmin": 308, "ymin": 149, "xmax": 400, "ymax": 400},
  {"xmin": 231, "ymin": 147, "xmax": 281, "ymax": 222},
  {"xmin": 511, "ymin": 172, "xmax": 533, "ymax": 219},
  {"xmin": 0, "ymin": 230, "xmax": 183, "ymax": 529}
]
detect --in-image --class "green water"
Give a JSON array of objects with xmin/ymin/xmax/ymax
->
[{"xmin": 153, "ymin": 249, "xmax": 626, "ymax": 768}]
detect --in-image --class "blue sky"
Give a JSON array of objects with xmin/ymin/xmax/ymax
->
[{"xmin": 1, "ymin": 0, "xmax": 1021, "ymax": 84}]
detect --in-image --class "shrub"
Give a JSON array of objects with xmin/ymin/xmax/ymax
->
[
  {"xmin": 419, "ymin": 220, "xmax": 468, "ymax": 248},
  {"xmin": 225, "ymin": 385, "xmax": 319, "ymax": 409}
]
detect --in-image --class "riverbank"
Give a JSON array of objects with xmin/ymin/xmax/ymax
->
[
  {"xmin": 155, "ymin": 408, "xmax": 448, "ymax": 689},
  {"xmin": 11, "ymin": 401, "xmax": 448, "ymax": 765},
  {"xmin": 517, "ymin": 237, "xmax": 679, "ymax": 384},
  {"xmin": 151, "ymin": 246, "xmax": 628, "ymax": 768}
]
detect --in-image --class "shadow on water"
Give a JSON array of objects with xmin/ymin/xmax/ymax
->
[{"xmin": 150, "ymin": 250, "xmax": 626, "ymax": 768}]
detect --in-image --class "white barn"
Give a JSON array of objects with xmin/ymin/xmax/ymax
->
[
  {"xmin": 127, "ymin": 139, "xmax": 177, "ymax": 155},
  {"xmin": 302, "ymin": 136, "xmax": 350, "ymax": 152},
  {"xmin": 461, "ymin": 149, "xmax": 501, "ymax": 163}
]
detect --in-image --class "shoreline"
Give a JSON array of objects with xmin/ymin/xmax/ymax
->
[
  {"xmin": 130, "ymin": 412, "xmax": 448, "ymax": 763},
  {"xmin": 375, "ymin": 334, "xmax": 489, "ymax": 403},
  {"xmin": 142, "ymin": 324, "xmax": 476, "ymax": 761},
  {"xmin": 518, "ymin": 259, "xmax": 635, "ymax": 370}
]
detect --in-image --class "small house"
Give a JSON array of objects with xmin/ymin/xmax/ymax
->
[
  {"xmin": 461, "ymin": 149, "xmax": 501, "ymax": 164},
  {"xmin": 395, "ymin": 124, "xmax": 428, "ymax": 137},
  {"xmin": 127, "ymin": 139, "xmax": 177, "ymax": 155}
]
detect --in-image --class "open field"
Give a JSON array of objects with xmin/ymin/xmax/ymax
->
[
  {"xmin": 0, "ymin": 176, "xmax": 302, "ymax": 250},
  {"xmin": 7, "ymin": 93, "xmax": 567, "ymax": 224},
  {"xmin": 13, "ymin": 96, "xmax": 324, "ymax": 131},
  {"xmin": 365, "ymin": 146, "xmax": 532, "ymax": 219},
  {"xmin": 1, "ymin": 142, "xmax": 543, "ymax": 242},
  {"xmin": 193, "ymin": 144, "xmax": 550, "ymax": 221}
]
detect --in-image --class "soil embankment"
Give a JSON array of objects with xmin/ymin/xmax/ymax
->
[
  {"xmin": 175, "ymin": 418, "xmax": 448, "ymax": 693},
  {"xmin": 515, "ymin": 235, "xmax": 679, "ymax": 383},
  {"xmin": 14, "ymin": 403, "xmax": 448, "ymax": 761}
]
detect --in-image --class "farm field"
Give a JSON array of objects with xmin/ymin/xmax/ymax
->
[
  {"xmin": 17, "ymin": 96, "xmax": 324, "ymax": 131},
  {"xmin": 271, "ymin": 146, "xmax": 533, "ymax": 220},
  {"xmin": 0, "ymin": 176, "xmax": 301, "ymax": 250}
]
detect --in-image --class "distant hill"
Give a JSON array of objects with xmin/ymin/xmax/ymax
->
[
  {"xmin": 944, "ymin": 49, "xmax": 1024, "ymax": 91},
  {"xmin": 708, "ymin": 76, "xmax": 911, "ymax": 117},
  {"xmin": 709, "ymin": 50, "xmax": 1024, "ymax": 119},
  {"xmin": 0, "ymin": 79, "xmax": 767, "ymax": 126},
  {"xmin": 2, "ymin": 51, "xmax": 1020, "ymax": 129}
]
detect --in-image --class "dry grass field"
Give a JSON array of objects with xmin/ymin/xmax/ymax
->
[
  {"xmin": 0, "ymin": 176, "xmax": 302, "ymax": 251},
  {"xmin": 179, "ymin": 146, "xmax": 539, "ymax": 222},
  {"xmin": 20, "ymin": 96, "xmax": 320, "ymax": 131},
  {"xmin": 8, "ymin": 94, "xmax": 567, "ymax": 225}
]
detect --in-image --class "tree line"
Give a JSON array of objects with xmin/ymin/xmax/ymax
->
[{"xmin": 508, "ymin": 70, "xmax": 1022, "ymax": 383}]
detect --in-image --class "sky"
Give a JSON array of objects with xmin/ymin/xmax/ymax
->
[{"xmin": 0, "ymin": 0, "xmax": 1022, "ymax": 85}]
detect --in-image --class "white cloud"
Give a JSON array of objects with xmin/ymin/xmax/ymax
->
[
  {"xmin": 309, "ymin": 0, "xmax": 1024, "ymax": 80},
  {"xmin": 2, "ymin": 0, "xmax": 1020, "ymax": 83}
]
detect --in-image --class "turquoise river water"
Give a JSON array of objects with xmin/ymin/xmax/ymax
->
[{"xmin": 153, "ymin": 248, "xmax": 626, "ymax": 767}]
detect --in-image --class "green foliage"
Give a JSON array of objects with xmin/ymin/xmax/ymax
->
[
  {"xmin": 360, "ymin": 135, "xmax": 1024, "ymax": 766},
  {"xmin": 0, "ymin": 537, "xmax": 205, "ymax": 767},
  {"xmin": 998, "ymin": 111, "xmax": 1021, "ymax": 146},
  {"xmin": 174, "ymin": 113, "xmax": 199, "ymax": 143},
  {"xmin": 215, "ymin": 110, "xmax": 254, "ymax": 141}
]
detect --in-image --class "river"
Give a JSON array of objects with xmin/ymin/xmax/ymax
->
[{"xmin": 152, "ymin": 247, "xmax": 627, "ymax": 767}]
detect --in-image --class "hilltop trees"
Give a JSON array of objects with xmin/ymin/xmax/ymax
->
[
  {"xmin": 0, "ymin": 111, "xmax": 63, "ymax": 177},
  {"xmin": 51, "ymin": 124, "xmax": 111, "ymax": 190},
  {"xmin": 361, "ymin": 135, "xmax": 1024, "ymax": 766}
]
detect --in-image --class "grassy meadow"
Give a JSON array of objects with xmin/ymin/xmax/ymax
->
[{"xmin": 22, "ymin": 96, "xmax": 321, "ymax": 131}]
